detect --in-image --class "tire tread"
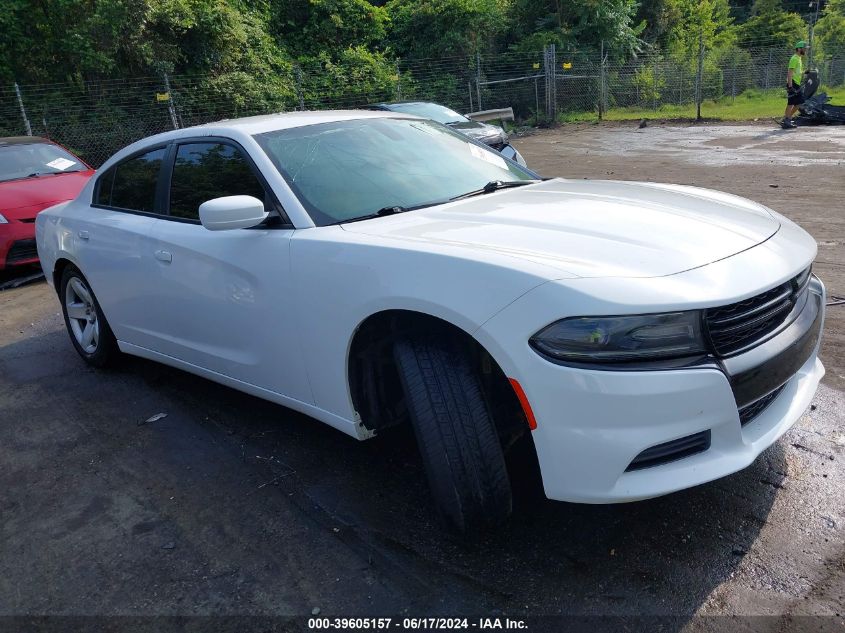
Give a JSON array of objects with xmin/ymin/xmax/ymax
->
[{"xmin": 394, "ymin": 334, "xmax": 511, "ymax": 532}]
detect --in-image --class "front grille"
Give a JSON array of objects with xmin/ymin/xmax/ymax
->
[
  {"xmin": 705, "ymin": 268, "xmax": 811, "ymax": 356},
  {"xmin": 626, "ymin": 430, "xmax": 711, "ymax": 471},
  {"xmin": 6, "ymin": 239, "xmax": 38, "ymax": 264},
  {"xmin": 738, "ymin": 384, "xmax": 786, "ymax": 426}
]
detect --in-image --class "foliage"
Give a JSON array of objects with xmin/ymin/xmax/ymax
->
[
  {"xmin": 632, "ymin": 64, "xmax": 666, "ymax": 102},
  {"xmin": 507, "ymin": 0, "xmax": 645, "ymax": 58},
  {"xmin": 4, "ymin": 0, "xmax": 845, "ymax": 145},
  {"xmin": 300, "ymin": 47, "xmax": 399, "ymax": 105},
  {"xmin": 0, "ymin": 0, "xmax": 290, "ymax": 83},
  {"xmin": 815, "ymin": 0, "xmax": 845, "ymax": 59},
  {"xmin": 736, "ymin": 0, "xmax": 806, "ymax": 48},
  {"xmin": 636, "ymin": 0, "xmax": 684, "ymax": 48},
  {"xmin": 709, "ymin": 45, "xmax": 754, "ymax": 95},
  {"xmin": 668, "ymin": 0, "xmax": 735, "ymax": 62},
  {"xmin": 272, "ymin": 0, "xmax": 388, "ymax": 58},
  {"xmin": 386, "ymin": 0, "xmax": 507, "ymax": 60}
]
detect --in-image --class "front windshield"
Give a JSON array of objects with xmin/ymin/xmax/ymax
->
[
  {"xmin": 0, "ymin": 142, "xmax": 87, "ymax": 183},
  {"xmin": 255, "ymin": 118, "xmax": 536, "ymax": 226},
  {"xmin": 384, "ymin": 102, "xmax": 469, "ymax": 124}
]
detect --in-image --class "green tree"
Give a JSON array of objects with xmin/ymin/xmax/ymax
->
[
  {"xmin": 814, "ymin": 0, "xmax": 845, "ymax": 58},
  {"xmin": 736, "ymin": 0, "xmax": 807, "ymax": 48},
  {"xmin": 386, "ymin": 0, "xmax": 507, "ymax": 59},
  {"xmin": 0, "ymin": 0, "xmax": 290, "ymax": 83},
  {"xmin": 669, "ymin": 0, "xmax": 735, "ymax": 61},
  {"xmin": 508, "ymin": 0, "xmax": 644, "ymax": 57},
  {"xmin": 301, "ymin": 46, "xmax": 398, "ymax": 104},
  {"xmin": 271, "ymin": 0, "xmax": 388, "ymax": 58},
  {"xmin": 635, "ymin": 0, "xmax": 683, "ymax": 48}
]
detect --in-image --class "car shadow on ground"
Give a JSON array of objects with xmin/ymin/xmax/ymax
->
[
  {"xmin": 0, "ymin": 264, "xmax": 43, "ymax": 290},
  {"xmin": 121, "ymin": 351, "xmax": 789, "ymax": 615},
  {"xmin": 0, "ymin": 331, "xmax": 786, "ymax": 619}
]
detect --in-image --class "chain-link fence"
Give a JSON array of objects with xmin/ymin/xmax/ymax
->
[{"xmin": 3, "ymin": 42, "xmax": 844, "ymax": 167}]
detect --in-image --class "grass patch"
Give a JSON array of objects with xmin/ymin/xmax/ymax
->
[{"xmin": 558, "ymin": 86, "xmax": 845, "ymax": 123}]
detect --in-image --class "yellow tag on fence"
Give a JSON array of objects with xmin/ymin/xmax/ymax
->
[
  {"xmin": 562, "ymin": 62, "xmax": 573, "ymax": 70},
  {"xmin": 155, "ymin": 92, "xmax": 170, "ymax": 102},
  {"xmin": 532, "ymin": 63, "xmax": 540, "ymax": 69}
]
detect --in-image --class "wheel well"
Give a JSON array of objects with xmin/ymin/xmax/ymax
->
[
  {"xmin": 348, "ymin": 310, "xmax": 529, "ymax": 448},
  {"xmin": 53, "ymin": 258, "xmax": 73, "ymax": 292}
]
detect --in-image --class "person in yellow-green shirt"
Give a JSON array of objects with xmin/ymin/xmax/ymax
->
[{"xmin": 781, "ymin": 40, "xmax": 807, "ymax": 129}]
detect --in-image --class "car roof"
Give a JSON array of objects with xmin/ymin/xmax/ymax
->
[
  {"xmin": 365, "ymin": 101, "xmax": 437, "ymax": 108},
  {"xmin": 0, "ymin": 136, "xmax": 52, "ymax": 146},
  {"xmin": 99, "ymin": 109, "xmax": 425, "ymax": 171},
  {"xmin": 193, "ymin": 109, "xmax": 414, "ymax": 136}
]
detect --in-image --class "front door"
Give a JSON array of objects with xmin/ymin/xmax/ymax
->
[{"xmin": 142, "ymin": 140, "xmax": 312, "ymax": 403}]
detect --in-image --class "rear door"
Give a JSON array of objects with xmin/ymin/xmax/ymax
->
[
  {"xmin": 142, "ymin": 139, "xmax": 312, "ymax": 402},
  {"xmin": 74, "ymin": 146, "xmax": 165, "ymax": 347}
]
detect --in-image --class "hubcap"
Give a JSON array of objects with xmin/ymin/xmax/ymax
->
[{"xmin": 65, "ymin": 276, "xmax": 99, "ymax": 354}]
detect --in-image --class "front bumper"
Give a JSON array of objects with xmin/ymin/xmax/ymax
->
[
  {"xmin": 0, "ymin": 221, "xmax": 38, "ymax": 270},
  {"xmin": 480, "ymin": 277, "xmax": 826, "ymax": 504}
]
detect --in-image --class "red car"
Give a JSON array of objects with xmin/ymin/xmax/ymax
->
[{"xmin": 0, "ymin": 137, "xmax": 95, "ymax": 270}]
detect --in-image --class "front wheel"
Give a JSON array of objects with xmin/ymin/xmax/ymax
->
[
  {"xmin": 393, "ymin": 333, "xmax": 512, "ymax": 532},
  {"xmin": 60, "ymin": 265, "xmax": 119, "ymax": 367}
]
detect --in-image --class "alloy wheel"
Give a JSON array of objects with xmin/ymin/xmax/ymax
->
[{"xmin": 65, "ymin": 276, "xmax": 99, "ymax": 354}]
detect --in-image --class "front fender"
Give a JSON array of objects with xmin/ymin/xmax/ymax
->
[{"xmin": 290, "ymin": 227, "xmax": 554, "ymax": 423}]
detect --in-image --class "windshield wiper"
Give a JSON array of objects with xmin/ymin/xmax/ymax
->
[
  {"xmin": 26, "ymin": 169, "xmax": 83, "ymax": 178},
  {"xmin": 329, "ymin": 204, "xmax": 424, "ymax": 226},
  {"xmin": 450, "ymin": 179, "xmax": 539, "ymax": 201}
]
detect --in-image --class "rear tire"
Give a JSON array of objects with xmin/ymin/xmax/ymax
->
[
  {"xmin": 59, "ymin": 265, "xmax": 119, "ymax": 368},
  {"xmin": 393, "ymin": 333, "xmax": 512, "ymax": 532}
]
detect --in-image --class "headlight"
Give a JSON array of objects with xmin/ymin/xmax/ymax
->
[
  {"xmin": 0, "ymin": 213, "xmax": 7, "ymax": 224},
  {"xmin": 530, "ymin": 312, "xmax": 706, "ymax": 363}
]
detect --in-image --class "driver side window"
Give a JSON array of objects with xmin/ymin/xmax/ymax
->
[{"xmin": 168, "ymin": 142, "xmax": 267, "ymax": 221}]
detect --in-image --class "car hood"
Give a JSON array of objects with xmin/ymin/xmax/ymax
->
[
  {"xmin": 447, "ymin": 121, "xmax": 506, "ymax": 143},
  {"xmin": 341, "ymin": 179, "xmax": 781, "ymax": 279},
  {"xmin": 0, "ymin": 170, "xmax": 94, "ymax": 219}
]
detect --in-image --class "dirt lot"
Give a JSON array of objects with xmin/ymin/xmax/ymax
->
[{"xmin": 1, "ymin": 123, "xmax": 844, "ymax": 626}]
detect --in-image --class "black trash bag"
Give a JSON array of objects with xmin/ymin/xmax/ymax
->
[
  {"xmin": 797, "ymin": 91, "xmax": 845, "ymax": 125},
  {"xmin": 802, "ymin": 70, "xmax": 820, "ymax": 99}
]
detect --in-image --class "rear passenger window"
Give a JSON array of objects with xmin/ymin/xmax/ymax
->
[
  {"xmin": 169, "ymin": 143, "xmax": 266, "ymax": 221},
  {"xmin": 95, "ymin": 168, "xmax": 115, "ymax": 206},
  {"xmin": 104, "ymin": 147, "xmax": 166, "ymax": 212}
]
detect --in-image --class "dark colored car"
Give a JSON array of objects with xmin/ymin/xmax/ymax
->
[
  {"xmin": 0, "ymin": 137, "xmax": 95, "ymax": 270},
  {"xmin": 363, "ymin": 101, "xmax": 527, "ymax": 166}
]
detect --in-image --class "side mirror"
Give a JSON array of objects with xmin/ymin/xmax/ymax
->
[
  {"xmin": 198, "ymin": 195, "xmax": 269, "ymax": 231},
  {"xmin": 499, "ymin": 144, "xmax": 528, "ymax": 167}
]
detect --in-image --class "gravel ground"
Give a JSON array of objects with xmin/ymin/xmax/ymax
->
[{"xmin": 0, "ymin": 122, "xmax": 843, "ymax": 626}]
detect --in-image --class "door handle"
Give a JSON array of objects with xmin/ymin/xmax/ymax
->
[
  {"xmin": 78, "ymin": 230, "xmax": 89, "ymax": 240},
  {"xmin": 154, "ymin": 250, "xmax": 172, "ymax": 263}
]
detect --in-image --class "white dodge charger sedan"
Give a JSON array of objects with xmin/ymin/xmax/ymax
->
[{"xmin": 36, "ymin": 111, "xmax": 825, "ymax": 532}]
